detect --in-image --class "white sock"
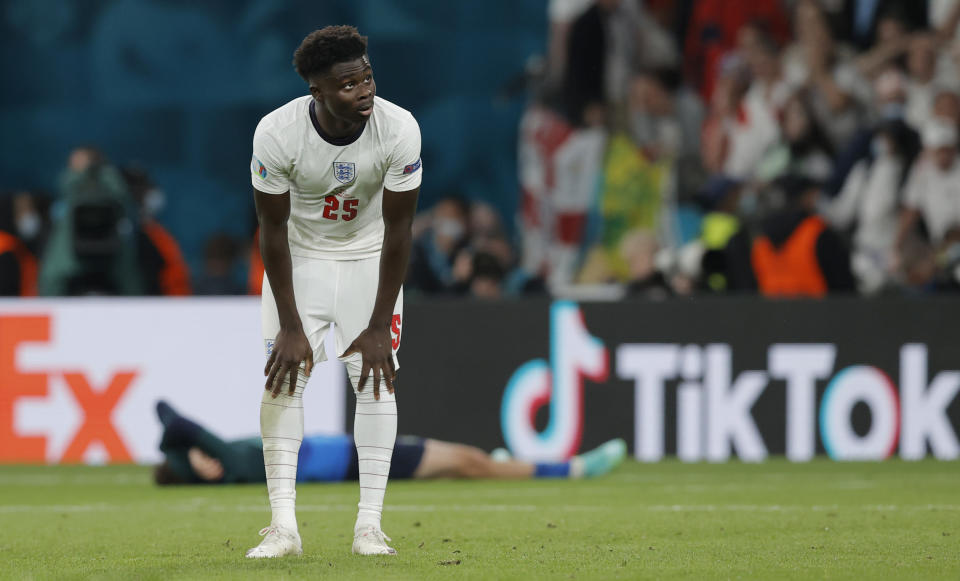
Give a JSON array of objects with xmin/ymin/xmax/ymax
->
[
  {"xmin": 260, "ymin": 368, "xmax": 307, "ymax": 533},
  {"xmin": 349, "ymin": 362, "xmax": 397, "ymax": 532}
]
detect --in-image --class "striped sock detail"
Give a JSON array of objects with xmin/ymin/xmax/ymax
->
[
  {"xmin": 350, "ymin": 365, "xmax": 397, "ymax": 531},
  {"xmin": 260, "ymin": 365, "xmax": 309, "ymax": 532}
]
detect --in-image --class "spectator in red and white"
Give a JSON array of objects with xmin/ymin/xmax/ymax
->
[
  {"xmin": 546, "ymin": 119, "xmax": 606, "ymax": 287},
  {"xmin": 701, "ymin": 54, "xmax": 777, "ymax": 179},
  {"xmin": 698, "ymin": 20, "xmax": 787, "ymax": 182},
  {"xmin": 782, "ymin": 0, "xmax": 871, "ymax": 150},
  {"xmin": 516, "ymin": 90, "xmax": 606, "ymax": 288},
  {"xmin": 894, "ymin": 121, "xmax": 960, "ymax": 270},
  {"xmin": 517, "ymin": 102, "xmax": 569, "ymax": 281}
]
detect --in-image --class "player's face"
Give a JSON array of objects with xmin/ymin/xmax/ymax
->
[{"xmin": 313, "ymin": 56, "xmax": 376, "ymax": 124}]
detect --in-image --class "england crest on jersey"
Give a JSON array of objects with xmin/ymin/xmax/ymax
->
[{"xmin": 333, "ymin": 161, "xmax": 356, "ymax": 184}]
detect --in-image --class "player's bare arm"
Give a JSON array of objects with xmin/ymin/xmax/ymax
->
[
  {"xmin": 254, "ymin": 188, "xmax": 314, "ymax": 397},
  {"xmin": 341, "ymin": 185, "xmax": 419, "ymax": 400}
]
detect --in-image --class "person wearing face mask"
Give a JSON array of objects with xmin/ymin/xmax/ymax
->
[
  {"xmin": 826, "ymin": 120, "xmax": 919, "ymax": 293},
  {"xmin": 405, "ymin": 196, "xmax": 470, "ymax": 294},
  {"xmin": 121, "ymin": 167, "xmax": 191, "ymax": 296},
  {"xmin": 14, "ymin": 208, "xmax": 42, "ymax": 245},
  {"xmin": 825, "ymin": 67, "xmax": 921, "ymax": 198},
  {"xmin": 0, "ymin": 193, "xmax": 38, "ymax": 296},
  {"xmin": 10, "ymin": 191, "xmax": 47, "ymax": 256}
]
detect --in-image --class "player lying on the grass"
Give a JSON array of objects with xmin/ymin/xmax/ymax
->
[{"xmin": 154, "ymin": 401, "xmax": 626, "ymax": 485}]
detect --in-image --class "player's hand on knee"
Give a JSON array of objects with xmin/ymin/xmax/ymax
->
[
  {"xmin": 341, "ymin": 327, "xmax": 396, "ymax": 401},
  {"xmin": 265, "ymin": 328, "xmax": 314, "ymax": 398}
]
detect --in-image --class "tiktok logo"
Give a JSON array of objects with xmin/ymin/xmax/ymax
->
[{"xmin": 500, "ymin": 301, "xmax": 608, "ymax": 461}]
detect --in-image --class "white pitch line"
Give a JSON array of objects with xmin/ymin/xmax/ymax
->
[
  {"xmin": 0, "ymin": 503, "xmax": 542, "ymax": 514},
  {"xmin": 3, "ymin": 503, "xmax": 960, "ymax": 514},
  {"xmin": 203, "ymin": 504, "xmax": 545, "ymax": 513}
]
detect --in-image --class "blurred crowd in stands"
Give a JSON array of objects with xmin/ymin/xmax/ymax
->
[
  {"xmin": 0, "ymin": 146, "xmax": 237, "ymax": 297},
  {"xmin": 4, "ymin": 0, "xmax": 960, "ymax": 300},
  {"xmin": 514, "ymin": 0, "xmax": 960, "ymax": 299}
]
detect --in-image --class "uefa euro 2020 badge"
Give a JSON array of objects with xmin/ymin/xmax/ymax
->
[
  {"xmin": 333, "ymin": 161, "xmax": 356, "ymax": 184},
  {"xmin": 252, "ymin": 155, "xmax": 268, "ymax": 180}
]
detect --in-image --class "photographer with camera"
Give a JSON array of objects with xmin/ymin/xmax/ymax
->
[{"xmin": 38, "ymin": 147, "xmax": 143, "ymax": 296}]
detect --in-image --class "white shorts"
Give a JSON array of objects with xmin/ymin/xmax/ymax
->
[{"xmin": 261, "ymin": 255, "xmax": 403, "ymax": 372}]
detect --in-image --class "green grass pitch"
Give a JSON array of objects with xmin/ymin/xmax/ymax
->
[{"xmin": 1, "ymin": 459, "xmax": 958, "ymax": 580}]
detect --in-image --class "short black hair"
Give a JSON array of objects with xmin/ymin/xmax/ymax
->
[{"xmin": 293, "ymin": 25, "xmax": 368, "ymax": 82}]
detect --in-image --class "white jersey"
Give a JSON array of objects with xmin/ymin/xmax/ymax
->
[{"xmin": 251, "ymin": 95, "xmax": 422, "ymax": 260}]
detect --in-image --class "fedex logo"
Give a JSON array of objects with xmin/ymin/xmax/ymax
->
[
  {"xmin": 1, "ymin": 315, "xmax": 137, "ymax": 463},
  {"xmin": 0, "ymin": 299, "xmax": 343, "ymax": 465}
]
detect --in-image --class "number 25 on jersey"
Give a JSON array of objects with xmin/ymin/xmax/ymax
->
[{"xmin": 321, "ymin": 196, "xmax": 358, "ymax": 221}]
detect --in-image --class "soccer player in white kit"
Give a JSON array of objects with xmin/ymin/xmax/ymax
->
[{"xmin": 245, "ymin": 25, "xmax": 421, "ymax": 558}]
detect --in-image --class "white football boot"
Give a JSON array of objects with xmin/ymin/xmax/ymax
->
[
  {"xmin": 352, "ymin": 526, "xmax": 397, "ymax": 555},
  {"xmin": 245, "ymin": 525, "xmax": 302, "ymax": 558}
]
